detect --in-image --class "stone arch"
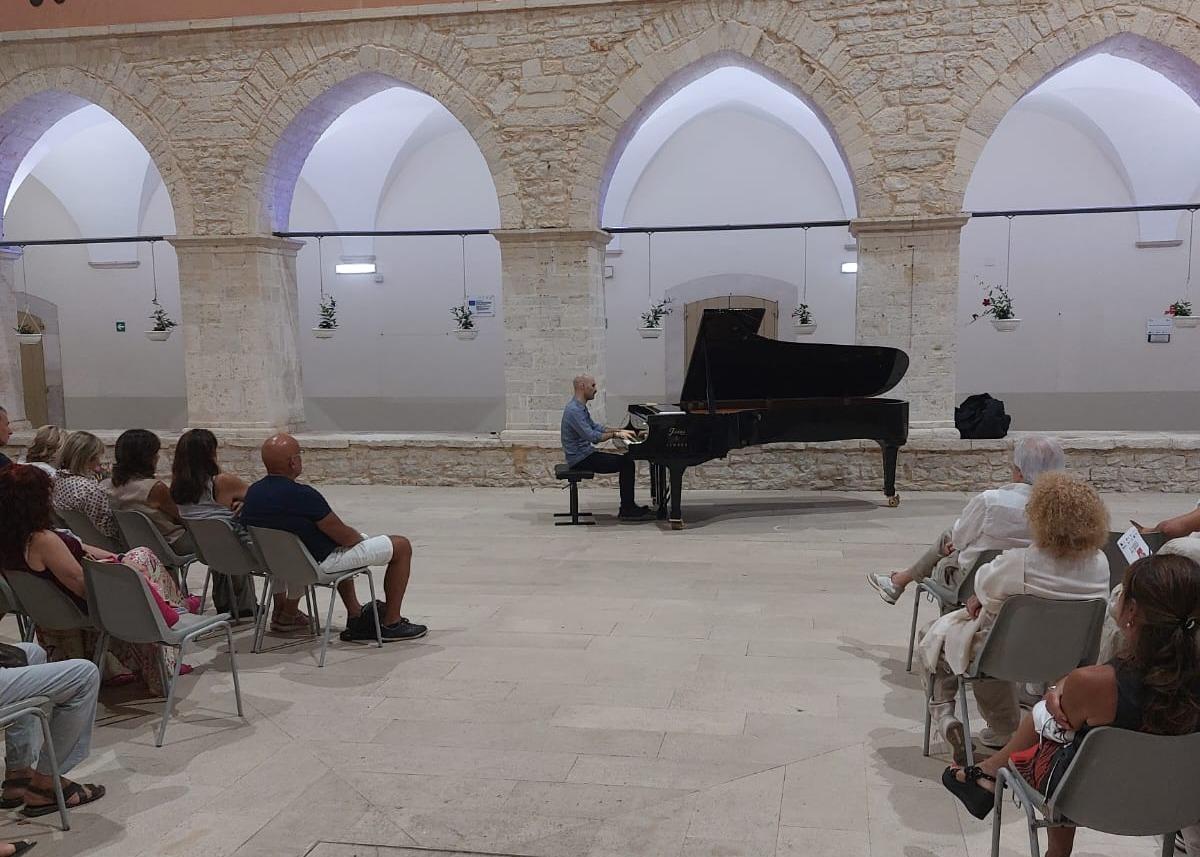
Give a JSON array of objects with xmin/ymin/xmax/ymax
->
[
  {"xmin": 238, "ymin": 34, "xmax": 521, "ymax": 234},
  {"xmin": 575, "ymin": 5, "xmax": 877, "ymax": 226},
  {"xmin": 949, "ymin": 18, "xmax": 1200, "ymax": 211},
  {"xmin": 0, "ymin": 57, "xmax": 190, "ymax": 235}
]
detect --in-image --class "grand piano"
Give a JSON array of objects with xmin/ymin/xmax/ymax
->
[{"xmin": 626, "ymin": 308, "xmax": 909, "ymax": 529}]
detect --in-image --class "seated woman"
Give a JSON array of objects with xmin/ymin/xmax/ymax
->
[
  {"xmin": 105, "ymin": 429, "xmax": 196, "ymax": 556},
  {"xmin": 51, "ymin": 431, "xmax": 119, "ymax": 541},
  {"xmin": 0, "ymin": 464, "xmax": 196, "ymax": 695},
  {"xmin": 919, "ymin": 472, "xmax": 1111, "ymax": 763},
  {"xmin": 943, "ymin": 553, "xmax": 1200, "ymax": 857},
  {"xmin": 21, "ymin": 425, "xmax": 65, "ymax": 479}
]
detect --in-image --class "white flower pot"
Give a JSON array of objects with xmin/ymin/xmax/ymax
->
[
  {"xmin": 455, "ymin": 329, "xmax": 478, "ymax": 340},
  {"xmin": 1172, "ymin": 315, "xmax": 1200, "ymax": 328},
  {"xmin": 313, "ymin": 327, "xmax": 335, "ymax": 339},
  {"xmin": 991, "ymin": 318, "xmax": 1021, "ymax": 332},
  {"xmin": 145, "ymin": 330, "xmax": 172, "ymax": 342},
  {"xmin": 15, "ymin": 333, "xmax": 42, "ymax": 346},
  {"xmin": 793, "ymin": 322, "xmax": 817, "ymax": 336},
  {"xmin": 638, "ymin": 327, "xmax": 663, "ymax": 338}
]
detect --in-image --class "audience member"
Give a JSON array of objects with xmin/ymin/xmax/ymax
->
[
  {"xmin": 0, "ymin": 465, "xmax": 194, "ymax": 694},
  {"xmin": 867, "ymin": 434, "xmax": 1065, "ymax": 605},
  {"xmin": 0, "ymin": 406, "xmax": 11, "ymax": 471},
  {"xmin": 1144, "ymin": 500, "xmax": 1200, "ymax": 541},
  {"xmin": 942, "ymin": 553, "xmax": 1200, "ymax": 857},
  {"xmin": 105, "ymin": 429, "xmax": 196, "ymax": 555},
  {"xmin": 239, "ymin": 434, "xmax": 426, "ymax": 641},
  {"xmin": 170, "ymin": 428, "xmax": 257, "ymax": 616},
  {"xmin": 52, "ymin": 431, "xmax": 118, "ymax": 541},
  {"xmin": 919, "ymin": 472, "xmax": 1110, "ymax": 764},
  {"xmin": 561, "ymin": 374, "xmax": 650, "ymax": 520},
  {"xmin": 21, "ymin": 426, "xmax": 65, "ymax": 479},
  {"xmin": 0, "ymin": 639, "xmax": 104, "ymax": 822}
]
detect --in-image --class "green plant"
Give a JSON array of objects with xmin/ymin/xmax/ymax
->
[
  {"xmin": 640, "ymin": 296, "xmax": 672, "ymax": 329},
  {"xmin": 969, "ymin": 280, "xmax": 1016, "ymax": 322},
  {"xmin": 791, "ymin": 303, "xmax": 813, "ymax": 324},
  {"xmin": 1168, "ymin": 300, "xmax": 1193, "ymax": 317},
  {"xmin": 451, "ymin": 303, "xmax": 474, "ymax": 330},
  {"xmin": 317, "ymin": 294, "xmax": 337, "ymax": 330},
  {"xmin": 13, "ymin": 315, "xmax": 39, "ymax": 335},
  {"xmin": 149, "ymin": 299, "xmax": 177, "ymax": 332}
]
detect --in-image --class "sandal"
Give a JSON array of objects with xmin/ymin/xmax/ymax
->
[
  {"xmin": 0, "ymin": 778, "xmax": 29, "ymax": 809},
  {"xmin": 941, "ymin": 765, "xmax": 996, "ymax": 820},
  {"xmin": 7, "ymin": 841, "xmax": 36, "ymax": 857},
  {"xmin": 270, "ymin": 612, "xmax": 311, "ymax": 632},
  {"xmin": 21, "ymin": 782, "xmax": 105, "ymax": 818}
]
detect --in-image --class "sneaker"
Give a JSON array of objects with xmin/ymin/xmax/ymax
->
[
  {"xmin": 618, "ymin": 505, "xmax": 654, "ymax": 521},
  {"xmin": 866, "ymin": 572, "xmax": 903, "ymax": 605},
  {"xmin": 1018, "ymin": 683, "xmax": 1043, "ymax": 708},
  {"xmin": 978, "ymin": 727, "xmax": 1011, "ymax": 749},
  {"xmin": 938, "ymin": 713, "xmax": 968, "ymax": 766},
  {"xmin": 380, "ymin": 620, "xmax": 428, "ymax": 641}
]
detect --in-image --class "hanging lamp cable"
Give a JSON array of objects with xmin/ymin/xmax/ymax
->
[
  {"xmin": 150, "ymin": 239, "xmax": 159, "ymax": 303},
  {"xmin": 646, "ymin": 232, "xmax": 654, "ymax": 300},
  {"xmin": 1005, "ymin": 215, "xmax": 1014, "ymax": 291},
  {"xmin": 317, "ymin": 236, "xmax": 326, "ymax": 300},
  {"xmin": 801, "ymin": 226, "xmax": 809, "ymax": 303},
  {"xmin": 1186, "ymin": 209, "xmax": 1196, "ymax": 297},
  {"xmin": 461, "ymin": 233, "xmax": 468, "ymax": 301}
]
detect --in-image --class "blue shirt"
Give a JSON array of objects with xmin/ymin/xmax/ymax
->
[
  {"xmin": 240, "ymin": 474, "xmax": 338, "ymax": 562},
  {"xmin": 561, "ymin": 398, "xmax": 604, "ymax": 467}
]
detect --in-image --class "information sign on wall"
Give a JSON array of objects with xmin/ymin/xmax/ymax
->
[{"xmin": 468, "ymin": 295, "xmax": 495, "ymax": 317}]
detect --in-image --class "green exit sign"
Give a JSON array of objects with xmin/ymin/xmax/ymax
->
[{"xmin": 115, "ymin": 321, "xmax": 126, "ymax": 332}]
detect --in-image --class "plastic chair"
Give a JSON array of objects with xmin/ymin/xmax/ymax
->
[
  {"xmin": 0, "ymin": 696, "xmax": 69, "ymax": 830},
  {"xmin": 0, "ymin": 576, "xmax": 34, "ymax": 642},
  {"xmin": 183, "ymin": 519, "xmax": 269, "ymax": 648},
  {"xmin": 2, "ymin": 571, "xmax": 108, "ymax": 666},
  {"xmin": 1103, "ymin": 530, "xmax": 1167, "ymax": 591},
  {"xmin": 992, "ymin": 727, "xmax": 1200, "ymax": 857},
  {"xmin": 83, "ymin": 559, "xmax": 243, "ymax": 747},
  {"xmin": 56, "ymin": 508, "xmax": 125, "ymax": 554},
  {"xmin": 922, "ymin": 595, "xmax": 1106, "ymax": 768},
  {"xmin": 906, "ymin": 548, "xmax": 1003, "ymax": 672},
  {"xmin": 248, "ymin": 526, "xmax": 383, "ymax": 667},
  {"xmin": 112, "ymin": 509, "xmax": 198, "ymax": 596}
]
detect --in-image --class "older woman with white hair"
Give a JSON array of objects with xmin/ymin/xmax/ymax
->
[{"xmin": 867, "ymin": 434, "xmax": 1066, "ymax": 606}]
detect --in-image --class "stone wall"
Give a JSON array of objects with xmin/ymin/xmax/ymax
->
[{"xmin": 9, "ymin": 430, "xmax": 1199, "ymax": 495}]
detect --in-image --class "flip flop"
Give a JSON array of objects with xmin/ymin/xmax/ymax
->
[
  {"xmin": 941, "ymin": 765, "xmax": 996, "ymax": 820},
  {"xmin": 0, "ymin": 778, "xmax": 29, "ymax": 809},
  {"xmin": 21, "ymin": 782, "xmax": 105, "ymax": 818}
]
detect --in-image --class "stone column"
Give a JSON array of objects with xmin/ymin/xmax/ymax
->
[
  {"xmin": 495, "ymin": 229, "xmax": 610, "ymax": 433},
  {"xmin": 0, "ymin": 248, "xmax": 27, "ymax": 426},
  {"xmin": 169, "ymin": 235, "xmax": 306, "ymax": 431},
  {"xmin": 850, "ymin": 215, "xmax": 969, "ymax": 428}
]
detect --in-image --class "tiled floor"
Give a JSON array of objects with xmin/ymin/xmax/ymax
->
[{"xmin": 3, "ymin": 486, "xmax": 1188, "ymax": 857}]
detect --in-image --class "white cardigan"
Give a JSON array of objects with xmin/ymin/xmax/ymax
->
[{"xmin": 920, "ymin": 546, "xmax": 1110, "ymax": 675}]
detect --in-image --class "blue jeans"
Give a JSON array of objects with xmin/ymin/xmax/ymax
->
[{"xmin": 1, "ymin": 643, "xmax": 100, "ymax": 776}]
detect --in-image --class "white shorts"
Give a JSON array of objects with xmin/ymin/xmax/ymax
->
[{"xmin": 319, "ymin": 534, "xmax": 393, "ymax": 574}]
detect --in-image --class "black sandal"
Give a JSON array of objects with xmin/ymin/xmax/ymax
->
[
  {"xmin": 20, "ymin": 782, "xmax": 105, "ymax": 818},
  {"xmin": 0, "ymin": 778, "xmax": 30, "ymax": 809},
  {"xmin": 8, "ymin": 841, "xmax": 36, "ymax": 857},
  {"xmin": 941, "ymin": 765, "xmax": 997, "ymax": 820}
]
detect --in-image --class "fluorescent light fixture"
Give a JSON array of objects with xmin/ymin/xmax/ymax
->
[
  {"xmin": 841, "ymin": 261, "xmax": 859, "ymax": 274},
  {"xmin": 335, "ymin": 262, "xmax": 376, "ymax": 275}
]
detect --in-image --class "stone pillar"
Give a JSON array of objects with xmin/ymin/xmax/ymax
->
[
  {"xmin": 169, "ymin": 235, "xmax": 306, "ymax": 431},
  {"xmin": 850, "ymin": 215, "xmax": 969, "ymax": 428},
  {"xmin": 495, "ymin": 229, "xmax": 610, "ymax": 433},
  {"xmin": 0, "ymin": 248, "xmax": 27, "ymax": 427}
]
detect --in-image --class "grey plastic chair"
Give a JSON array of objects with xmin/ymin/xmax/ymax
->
[
  {"xmin": 1103, "ymin": 530, "xmax": 1167, "ymax": 591},
  {"xmin": 907, "ymin": 548, "xmax": 1003, "ymax": 672},
  {"xmin": 113, "ymin": 509, "xmax": 198, "ymax": 596},
  {"xmin": 2, "ymin": 571, "xmax": 108, "ymax": 666},
  {"xmin": 183, "ymin": 518, "xmax": 268, "ymax": 646},
  {"xmin": 923, "ymin": 594, "xmax": 1106, "ymax": 768},
  {"xmin": 83, "ymin": 559, "xmax": 243, "ymax": 747},
  {"xmin": 992, "ymin": 727, "xmax": 1200, "ymax": 857},
  {"xmin": 0, "ymin": 696, "xmax": 69, "ymax": 830},
  {"xmin": 56, "ymin": 508, "xmax": 125, "ymax": 554},
  {"xmin": 248, "ymin": 526, "xmax": 383, "ymax": 667},
  {"xmin": 0, "ymin": 576, "xmax": 34, "ymax": 642}
]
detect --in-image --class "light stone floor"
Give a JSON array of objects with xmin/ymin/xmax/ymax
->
[{"xmin": 0, "ymin": 486, "xmax": 1189, "ymax": 857}]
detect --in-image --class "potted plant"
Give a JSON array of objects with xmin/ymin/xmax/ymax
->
[
  {"xmin": 452, "ymin": 302, "xmax": 476, "ymax": 340},
  {"xmin": 970, "ymin": 281, "xmax": 1020, "ymax": 331},
  {"xmin": 13, "ymin": 312, "xmax": 41, "ymax": 346},
  {"xmin": 638, "ymin": 296, "xmax": 672, "ymax": 338},
  {"xmin": 145, "ymin": 299, "xmax": 177, "ymax": 341},
  {"xmin": 314, "ymin": 294, "xmax": 337, "ymax": 338},
  {"xmin": 1168, "ymin": 300, "xmax": 1198, "ymax": 328},
  {"xmin": 791, "ymin": 303, "xmax": 816, "ymax": 335}
]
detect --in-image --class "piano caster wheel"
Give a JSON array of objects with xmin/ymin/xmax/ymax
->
[
  {"xmin": 670, "ymin": 519, "xmax": 684, "ymax": 530},
  {"xmin": 887, "ymin": 494, "xmax": 901, "ymax": 508}
]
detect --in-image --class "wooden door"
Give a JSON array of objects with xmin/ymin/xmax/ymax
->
[
  {"xmin": 19, "ymin": 314, "xmax": 48, "ymax": 427},
  {"xmin": 683, "ymin": 295, "xmax": 778, "ymax": 361}
]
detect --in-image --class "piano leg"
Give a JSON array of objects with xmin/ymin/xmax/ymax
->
[
  {"xmin": 668, "ymin": 464, "xmax": 686, "ymax": 529},
  {"xmin": 880, "ymin": 442, "xmax": 901, "ymax": 507},
  {"xmin": 652, "ymin": 464, "xmax": 669, "ymax": 520}
]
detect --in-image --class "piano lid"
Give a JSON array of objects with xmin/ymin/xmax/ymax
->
[{"xmin": 679, "ymin": 308, "xmax": 909, "ymax": 403}]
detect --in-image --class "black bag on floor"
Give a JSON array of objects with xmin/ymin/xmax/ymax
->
[{"xmin": 955, "ymin": 393, "xmax": 1011, "ymax": 439}]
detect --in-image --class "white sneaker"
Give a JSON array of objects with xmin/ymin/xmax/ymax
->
[
  {"xmin": 937, "ymin": 713, "xmax": 968, "ymax": 766},
  {"xmin": 978, "ymin": 727, "xmax": 1011, "ymax": 749},
  {"xmin": 866, "ymin": 572, "xmax": 903, "ymax": 605}
]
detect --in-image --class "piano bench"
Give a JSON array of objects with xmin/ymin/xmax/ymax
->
[{"xmin": 554, "ymin": 464, "xmax": 595, "ymax": 526}]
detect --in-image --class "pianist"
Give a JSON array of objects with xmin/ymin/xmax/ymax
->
[{"xmin": 561, "ymin": 375, "xmax": 652, "ymax": 521}]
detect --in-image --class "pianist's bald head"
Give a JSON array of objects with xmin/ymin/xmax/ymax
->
[
  {"xmin": 262, "ymin": 433, "xmax": 303, "ymax": 479},
  {"xmin": 573, "ymin": 375, "xmax": 597, "ymax": 402}
]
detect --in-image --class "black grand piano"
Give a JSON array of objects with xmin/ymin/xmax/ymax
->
[{"xmin": 626, "ymin": 308, "xmax": 909, "ymax": 529}]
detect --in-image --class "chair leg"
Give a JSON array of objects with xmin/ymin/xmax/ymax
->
[
  {"xmin": 922, "ymin": 670, "xmax": 934, "ymax": 757},
  {"xmin": 1162, "ymin": 833, "xmax": 1178, "ymax": 857},
  {"xmin": 318, "ymin": 586, "xmax": 338, "ymax": 668},
  {"xmin": 91, "ymin": 631, "xmax": 109, "ymax": 669},
  {"xmin": 959, "ymin": 678, "xmax": 975, "ymax": 768},
  {"xmin": 364, "ymin": 572, "xmax": 383, "ymax": 649},
  {"xmin": 176, "ymin": 564, "xmax": 191, "ymax": 598},
  {"xmin": 223, "ymin": 624, "xmax": 244, "ymax": 719},
  {"xmin": 306, "ymin": 587, "xmax": 319, "ymax": 635},
  {"xmin": 32, "ymin": 710, "xmax": 69, "ymax": 831},
  {"xmin": 225, "ymin": 574, "xmax": 238, "ymax": 623},
  {"xmin": 156, "ymin": 644, "xmax": 186, "ymax": 747},
  {"xmin": 907, "ymin": 587, "xmax": 922, "ymax": 672},
  {"xmin": 252, "ymin": 576, "xmax": 271, "ymax": 653},
  {"xmin": 199, "ymin": 569, "xmax": 212, "ymax": 614},
  {"xmin": 991, "ymin": 769, "xmax": 1006, "ymax": 857}
]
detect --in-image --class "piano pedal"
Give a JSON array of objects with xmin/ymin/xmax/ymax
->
[{"xmin": 887, "ymin": 494, "xmax": 901, "ymax": 508}]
